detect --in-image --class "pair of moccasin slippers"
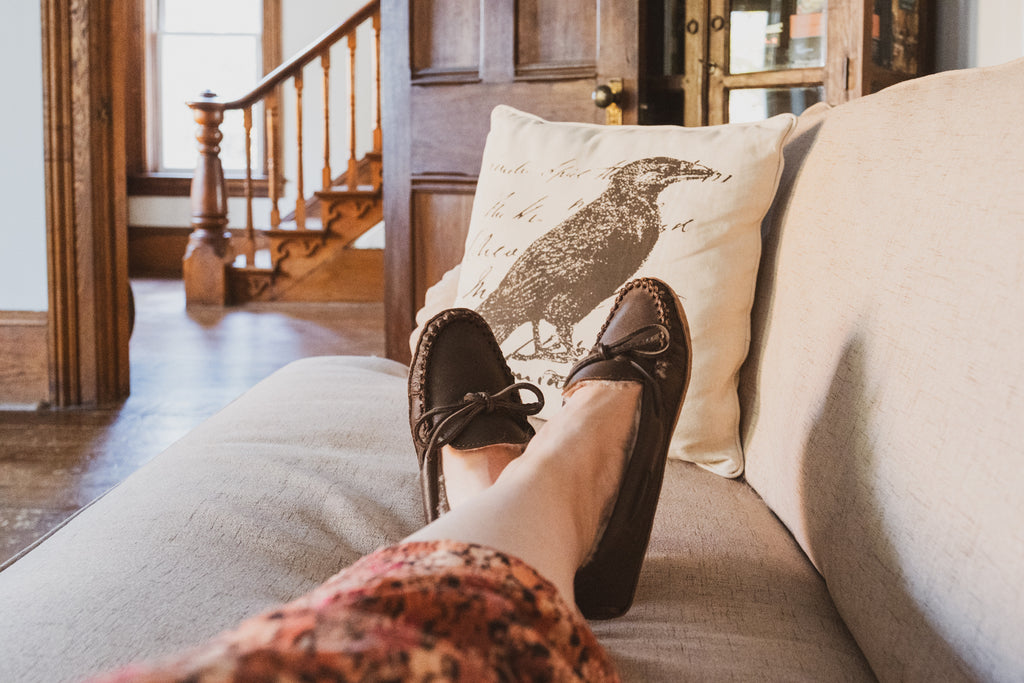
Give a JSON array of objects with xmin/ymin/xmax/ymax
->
[{"xmin": 409, "ymin": 278, "xmax": 692, "ymax": 619}]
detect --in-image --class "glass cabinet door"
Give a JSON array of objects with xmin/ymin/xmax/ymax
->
[
  {"xmin": 707, "ymin": 0, "xmax": 828, "ymax": 124},
  {"xmin": 872, "ymin": 0, "xmax": 923, "ymax": 74},
  {"xmin": 638, "ymin": 0, "xmax": 928, "ymax": 127},
  {"xmin": 640, "ymin": 0, "xmax": 710, "ymax": 126},
  {"xmin": 640, "ymin": 0, "xmax": 829, "ymax": 126}
]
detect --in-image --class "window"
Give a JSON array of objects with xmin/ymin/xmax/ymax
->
[
  {"xmin": 128, "ymin": 0, "xmax": 280, "ymax": 194},
  {"xmin": 152, "ymin": 0, "xmax": 263, "ymax": 172}
]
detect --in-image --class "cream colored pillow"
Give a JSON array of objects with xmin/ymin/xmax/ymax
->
[{"xmin": 451, "ymin": 106, "xmax": 795, "ymax": 477}]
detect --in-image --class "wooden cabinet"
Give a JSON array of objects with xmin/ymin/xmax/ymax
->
[{"xmin": 640, "ymin": 0, "xmax": 932, "ymax": 126}]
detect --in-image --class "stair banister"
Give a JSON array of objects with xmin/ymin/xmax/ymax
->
[
  {"xmin": 183, "ymin": 93, "xmax": 231, "ymax": 305},
  {"xmin": 184, "ymin": 0, "xmax": 381, "ymax": 306}
]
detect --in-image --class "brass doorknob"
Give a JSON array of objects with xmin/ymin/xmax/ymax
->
[{"xmin": 592, "ymin": 84, "xmax": 618, "ymax": 109}]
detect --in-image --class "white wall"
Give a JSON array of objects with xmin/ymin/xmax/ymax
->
[
  {"xmin": 936, "ymin": 0, "xmax": 1024, "ymax": 70},
  {"xmin": 0, "ymin": 3, "xmax": 49, "ymax": 311}
]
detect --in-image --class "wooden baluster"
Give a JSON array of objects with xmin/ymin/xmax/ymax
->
[
  {"xmin": 347, "ymin": 32, "xmax": 358, "ymax": 190},
  {"xmin": 243, "ymin": 106, "xmax": 255, "ymax": 266},
  {"xmin": 266, "ymin": 90, "xmax": 281, "ymax": 228},
  {"xmin": 294, "ymin": 71, "xmax": 306, "ymax": 230},
  {"xmin": 322, "ymin": 52, "xmax": 331, "ymax": 191},
  {"xmin": 184, "ymin": 91, "xmax": 230, "ymax": 305},
  {"xmin": 373, "ymin": 11, "xmax": 382, "ymax": 153}
]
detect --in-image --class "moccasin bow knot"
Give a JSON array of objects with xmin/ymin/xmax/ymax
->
[
  {"xmin": 414, "ymin": 383, "xmax": 544, "ymax": 463},
  {"xmin": 410, "ymin": 308, "xmax": 546, "ymax": 522},
  {"xmin": 568, "ymin": 323, "xmax": 670, "ymax": 415}
]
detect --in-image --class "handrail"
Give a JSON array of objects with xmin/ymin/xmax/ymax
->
[
  {"xmin": 189, "ymin": 0, "xmax": 380, "ymax": 112},
  {"xmin": 183, "ymin": 0, "xmax": 382, "ymax": 305}
]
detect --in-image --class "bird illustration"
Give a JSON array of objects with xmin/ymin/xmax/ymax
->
[{"xmin": 476, "ymin": 156, "xmax": 719, "ymax": 361}]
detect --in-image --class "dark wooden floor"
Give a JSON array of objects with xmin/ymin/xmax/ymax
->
[{"xmin": 0, "ymin": 279, "xmax": 385, "ymax": 566}]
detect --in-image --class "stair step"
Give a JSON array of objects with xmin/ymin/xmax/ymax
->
[
  {"xmin": 274, "ymin": 217, "xmax": 324, "ymax": 231},
  {"xmin": 352, "ymin": 221, "xmax": 385, "ymax": 249},
  {"xmin": 318, "ymin": 185, "xmax": 381, "ymax": 196},
  {"xmin": 232, "ymin": 248, "xmax": 274, "ymax": 270}
]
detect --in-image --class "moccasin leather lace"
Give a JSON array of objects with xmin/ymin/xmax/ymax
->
[
  {"xmin": 567, "ymin": 323, "xmax": 670, "ymax": 414},
  {"xmin": 414, "ymin": 383, "xmax": 544, "ymax": 462}
]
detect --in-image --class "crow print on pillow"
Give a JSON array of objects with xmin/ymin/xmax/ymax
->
[
  {"xmin": 476, "ymin": 156, "xmax": 720, "ymax": 364},
  {"xmin": 454, "ymin": 106, "xmax": 796, "ymax": 478}
]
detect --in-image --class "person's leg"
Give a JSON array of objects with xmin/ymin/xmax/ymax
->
[
  {"xmin": 413, "ymin": 278, "xmax": 691, "ymax": 619},
  {"xmin": 440, "ymin": 442, "xmax": 523, "ymax": 509},
  {"xmin": 407, "ymin": 380, "xmax": 641, "ymax": 603}
]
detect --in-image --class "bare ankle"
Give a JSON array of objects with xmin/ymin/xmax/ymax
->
[
  {"xmin": 442, "ymin": 443, "xmax": 524, "ymax": 509},
  {"xmin": 517, "ymin": 380, "xmax": 642, "ymax": 566}
]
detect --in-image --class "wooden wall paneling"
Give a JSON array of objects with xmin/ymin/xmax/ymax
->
[
  {"xmin": 42, "ymin": 0, "xmax": 132, "ymax": 407},
  {"xmin": 129, "ymin": 226, "xmax": 269, "ymax": 278},
  {"xmin": 0, "ymin": 313, "xmax": 49, "ymax": 406},
  {"xmin": 515, "ymin": 0, "xmax": 597, "ymax": 78},
  {"xmin": 409, "ymin": 79, "xmax": 602, "ymax": 175},
  {"xmin": 481, "ymin": 0, "xmax": 515, "ymax": 83},
  {"xmin": 411, "ymin": 181, "xmax": 476, "ymax": 311},
  {"xmin": 128, "ymin": 227, "xmax": 191, "ymax": 278},
  {"xmin": 411, "ymin": 0, "xmax": 481, "ymax": 82},
  {"xmin": 596, "ymin": 0, "xmax": 640, "ymax": 124}
]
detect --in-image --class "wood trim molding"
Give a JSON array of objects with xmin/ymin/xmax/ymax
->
[
  {"xmin": 127, "ymin": 173, "xmax": 270, "ymax": 197},
  {"xmin": 42, "ymin": 0, "xmax": 132, "ymax": 407},
  {"xmin": 128, "ymin": 225, "xmax": 257, "ymax": 278},
  {"xmin": 0, "ymin": 312, "xmax": 49, "ymax": 407},
  {"xmin": 409, "ymin": 173, "xmax": 478, "ymax": 193}
]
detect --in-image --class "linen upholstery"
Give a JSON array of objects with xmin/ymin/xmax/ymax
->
[
  {"xmin": 740, "ymin": 58, "xmax": 1024, "ymax": 681},
  {"xmin": 0, "ymin": 357, "xmax": 417, "ymax": 681},
  {"xmin": 0, "ymin": 357, "xmax": 868, "ymax": 682}
]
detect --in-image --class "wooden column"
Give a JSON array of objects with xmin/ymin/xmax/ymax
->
[
  {"xmin": 183, "ymin": 92, "xmax": 231, "ymax": 305},
  {"xmin": 41, "ymin": 0, "xmax": 131, "ymax": 407}
]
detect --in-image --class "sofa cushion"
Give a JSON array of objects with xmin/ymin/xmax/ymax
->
[
  {"xmin": 451, "ymin": 105, "xmax": 796, "ymax": 478},
  {"xmin": 0, "ymin": 357, "xmax": 418, "ymax": 681},
  {"xmin": 740, "ymin": 58, "xmax": 1024, "ymax": 680},
  {"xmin": 0, "ymin": 356, "xmax": 869, "ymax": 682}
]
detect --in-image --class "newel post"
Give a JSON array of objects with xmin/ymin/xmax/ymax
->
[{"xmin": 183, "ymin": 91, "xmax": 231, "ymax": 305}]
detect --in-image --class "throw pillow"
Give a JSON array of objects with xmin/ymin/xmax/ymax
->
[{"xmin": 453, "ymin": 106, "xmax": 795, "ymax": 477}]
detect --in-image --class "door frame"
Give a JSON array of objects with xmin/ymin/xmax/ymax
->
[
  {"xmin": 380, "ymin": 0, "xmax": 413, "ymax": 362},
  {"xmin": 41, "ymin": 0, "xmax": 131, "ymax": 407}
]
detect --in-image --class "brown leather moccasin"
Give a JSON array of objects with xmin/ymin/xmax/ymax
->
[
  {"xmin": 409, "ymin": 308, "xmax": 544, "ymax": 523},
  {"xmin": 565, "ymin": 278, "xmax": 692, "ymax": 619}
]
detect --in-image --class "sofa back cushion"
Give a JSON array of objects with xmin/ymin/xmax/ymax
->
[{"xmin": 739, "ymin": 59, "xmax": 1024, "ymax": 681}]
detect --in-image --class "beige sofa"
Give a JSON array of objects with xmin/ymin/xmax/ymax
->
[{"xmin": 2, "ymin": 59, "xmax": 1022, "ymax": 681}]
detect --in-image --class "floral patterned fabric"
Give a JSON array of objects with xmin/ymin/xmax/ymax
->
[{"xmin": 91, "ymin": 540, "xmax": 619, "ymax": 682}]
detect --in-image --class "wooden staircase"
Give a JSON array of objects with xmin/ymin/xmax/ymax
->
[
  {"xmin": 183, "ymin": 0, "xmax": 382, "ymax": 306},
  {"xmin": 228, "ymin": 153, "xmax": 383, "ymax": 303}
]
